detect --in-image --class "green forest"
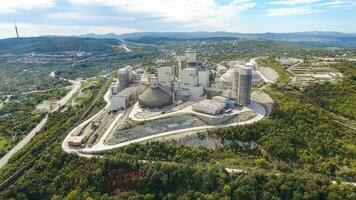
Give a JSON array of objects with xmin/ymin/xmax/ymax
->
[
  {"xmin": 304, "ymin": 61, "xmax": 356, "ymax": 120},
  {"xmin": 0, "ymin": 89, "xmax": 68, "ymax": 157}
]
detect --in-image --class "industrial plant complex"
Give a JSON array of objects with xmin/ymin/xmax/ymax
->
[
  {"xmin": 64, "ymin": 49, "xmax": 267, "ymax": 151},
  {"xmin": 110, "ymin": 49, "xmax": 255, "ymax": 115}
]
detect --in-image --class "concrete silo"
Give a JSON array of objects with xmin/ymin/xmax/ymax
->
[
  {"xmin": 237, "ymin": 66, "xmax": 252, "ymax": 105},
  {"xmin": 232, "ymin": 65, "xmax": 243, "ymax": 99},
  {"xmin": 118, "ymin": 68, "xmax": 129, "ymax": 91},
  {"xmin": 125, "ymin": 65, "xmax": 133, "ymax": 82}
]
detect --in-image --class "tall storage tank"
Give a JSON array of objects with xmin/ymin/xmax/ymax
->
[
  {"xmin": 118, "ymin": 68, "xmax": 129, "ymax": 91},
  {"xmin": 232, "ymin": 65, "xmax": 242, "ymax": 98},
  {"xmin": 237, "ymin": 66, "xmax": 252, "ymax": 105},
  {"xmin": 125, "ymin": 65, "xmax": 133, "ymax": 82}
]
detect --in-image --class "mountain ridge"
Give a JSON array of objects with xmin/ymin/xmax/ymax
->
[{"xmin": 80, "ymin": 31, "xmax": 356, "ymax": 48}]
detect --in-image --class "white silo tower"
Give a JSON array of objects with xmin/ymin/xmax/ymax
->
[
  {"xmin": 118, "ymin": 68, "xmax": 129, "ymax": 91},
  {"xmin": 125, "ymin": 65, "xmax": 133, "ymax": 82},
  {"xmin": 237, "ymin": 66, "xmax": 252, "ymax": 105},
  {"xmin": 232, "ymin": 64, "xmax": 243, "ymax": 99}
]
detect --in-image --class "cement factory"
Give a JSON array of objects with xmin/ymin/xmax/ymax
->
[
  {"xmin": 109, "ymin": 49, "xmax": 255, "ymax": 117},
  {"xmin": 65, "ymin": 49, "xmax": 267, "ymax": 150}
]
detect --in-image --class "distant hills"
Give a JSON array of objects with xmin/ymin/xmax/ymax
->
[
  {"xmin": 81, "ymin": 31, "xmax": 356, "ymax": 48},
  {"xmin": 0, "ymin": 37, "xmax": 122, "ymax": 54},
  {"xmin": 1, "ymin": 31, "xmax": 355, "ymax": 55}
]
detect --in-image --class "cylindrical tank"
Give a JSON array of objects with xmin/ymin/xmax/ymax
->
[
  {"xmin": 118, "ymin": 68, "xmax": 129, "ymax": 91},
  {"xmin": 237, "ymin": 66, "xmax": 252, "ymax": 105},
  {"xmin": 125, "ymin": 66, "xmax": 133, "ymax": 82},
  {"xmin": 232, "ymin": 65, "xmax": 242, "ymax": 98}
]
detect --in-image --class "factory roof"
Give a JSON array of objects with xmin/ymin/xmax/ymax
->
[
  {"xmin": 118, "ymin": 85, "xmax": 145, "ymax": 98},
  {"xmin": 138, "ymin": 86, "xmax": 172, "ymax": 109}
]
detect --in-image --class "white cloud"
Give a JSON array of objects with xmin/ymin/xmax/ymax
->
[
  {"xmin": 266, "ymin": 0, "xmax": 356, "ymax": 17},
  {"xmin": 269, "ymin": 0, "xmax": 321, "ymax": 5},
  {"xmin": 316, "ymin": 0, "xmax": 354, "ymax": 8},
  {"xmin": 48, "ymin": 12, "xmax": 133, "ymax": 21},
  {"xmin": 269, "ymin": 0, "xmax": 320, "ymax": 5},
  {"xmin": 67, "ymin": 0, "xmax": 256, "ymax": 29},
  {"xmin": 0, "ymin": 0, "xmax": 55, "ymax": 13},
  {"xmin": 266, "ymin": 7, "xmax": 315, "ymax": 16},
  {"xmin": 0, "ymin": 23, "xmax": 138, "ymax": 38}
]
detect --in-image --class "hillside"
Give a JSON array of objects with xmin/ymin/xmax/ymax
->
[
  {"xmin": 0, "ymin": 37, "xmax": 123, "ymax": 54},
  {"xmin": 81, "ymin": 31, "xmax": 356, "ymax": 48}
]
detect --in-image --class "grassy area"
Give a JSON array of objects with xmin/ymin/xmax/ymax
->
[
  {"xmin": 80, "ymin": 76, "xmax": 103, "ymax": 89},
  {"xmin": 258, "ymin": 57, "xmax": 291, "ymax": 84},
  {"xmin": 0, "ymin": 136, "xmax": 9, "ymax": 151}
]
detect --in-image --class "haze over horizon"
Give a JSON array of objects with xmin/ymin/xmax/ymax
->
[{"xmin": 1, "ymin": 0, "xmax": 356, "ymax": 39}]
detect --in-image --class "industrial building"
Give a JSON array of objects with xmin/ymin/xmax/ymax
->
[
  {"xmin": 111, "ymin": 66, "xmax": 144, "ymax": 111},
  {"xmin": 192, "ymin": 99, "xmax": 226, "ymax": 115},
  {"xmin": 157, "ymin": 66, "xmax": 175, "ymax": 89},
  {"xmin": 185, "ymin": 49, "xmax": 197, "ymax": 67},
  {"xmin": 138, "ymin": 77, "xmax": 173, "ymax": 109},
  {"xmin": 180, "ymin": 67, "xmax": 199, "ymax": 89},
  {"xmin": 111, "ymin": 85, "xmax": 146, "ymax": 111},
  {"xmin": 198, "ymin": 69, "xmax": 210, "ymax": 88},
  {"xmin": 110, "ymin": 49, "xmax": 253, "ymax": 115},
  {"xmin": 118, "ymin": 68, "xmax": 131, "ymax": 91},
  {"xmin": 177, "ymin": 56, "xmax": 187, "ymax": 79}
]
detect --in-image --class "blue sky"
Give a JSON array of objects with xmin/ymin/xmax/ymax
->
[{"xmin": 0, "ymin": 0, "xmax": 355, "ymax": 38}]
